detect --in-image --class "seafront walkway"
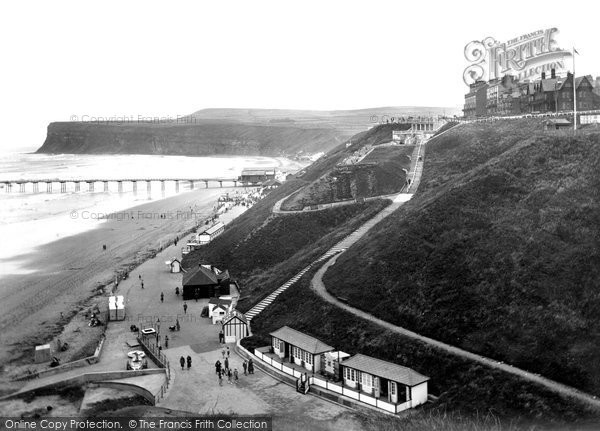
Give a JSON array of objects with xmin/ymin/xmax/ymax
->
[{"xmin": 3, "ymin": 203, "xmax": 361, "ymax": 428}]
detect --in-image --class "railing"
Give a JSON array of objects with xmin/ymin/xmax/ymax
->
[
  {"xmin": 251, "ymin": 346, "xmax": 413, "ymax": 414},
  {"xmin": 137, "ymin": 332, "xmax": 172, "ymax": 404}
]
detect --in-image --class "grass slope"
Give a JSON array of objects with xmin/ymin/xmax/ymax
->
[
  {"xmin": 241, "ymin": 270, "xmax": 599, "ymax": 426},
  {"xmin": 183, "ymin": 199, "xmax": 389, "ymax": 312},
  {"xmin": 323, "ymin": 119, "xmax": 600, "ymax": 394},
  {"xmin": 179, "ymin": 124, "xmax": 393, "ymax": 311},
  {"xmin": 281, "ymin": 124, "xmax": 412, "ymax": 210}
]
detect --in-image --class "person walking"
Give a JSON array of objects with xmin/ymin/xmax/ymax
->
[
  {"xmin": 227, "ymin": 368, "xmax": 232, "ymax": 384},
  {"xmin": 183, "ymin": 302, "xmax": 188, "ymax": 314},
  {"xmin": 242, "ymin": 360, "xmax": 247, "ymax": 376},
  {"xmin": 160, "ymin": 292, "xmax": 164, "ymax": 303},
  {"xmin": 248, "ymin": 358, "xmax": 254, "ymax": 374},
  {"xmin": 179, "ymin": 356, "xmax": 185, "ymax": 370},
  {"xmin": 224, "ymin": 357, "xmax": 229, "ymax": 372},
  {"xmin": 176, "ymin": 318, "xmax": 180, "ymax": 331},
  {"xmin": 215, "ymin": 360, "xmax": 221, "ymax": 375},
  {"xmin": 186, "ymin": 355, "xmax": 192, "ymax": 370},
  {"xmin": 164, "ymin": 335, "xmax": 169, "ymax": 349},
  {"xmin": 221, "ymin": 348, "xmax": 225, "ymax": 359},
  {"xmin": 141, "ymin": 281, "xmax": 144, "ymax": 289},
  {"xmin": 175, "ymin": 287, "xmax": 180, "ymax": 298},
  {"xmin": 218, "ymin": 369, "xmax": 223, "ymax": 386},
  {"xmin": 219, "ymin": 330, "xmax": 224, "ymax": 344},
  {"xmin": 234, "ymin": 368, "xmax": 239, "ymax": 384},
  {"xmin": 226, "ymin": 346, "xmax": 230, "ymax": 357}
]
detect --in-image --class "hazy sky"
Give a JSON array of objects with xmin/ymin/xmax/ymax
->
[{"xmin": 1, "ymin": 0, "xmax": 598, "ymax": 152}]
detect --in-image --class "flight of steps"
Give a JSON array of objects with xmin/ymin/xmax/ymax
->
[
  {"xmin": 244, "ymin": 203, "xmax": 403, "ymax": 322},
  {"xmin": 244, "ymin": 140, "xmax": 432, "ymax": 322},
  {"xmin": 244, "ymin": 252, "xmax": 334, "ymax": 322},
  {"xmin": 408, "ymin": 143, "xmax": 425, "ymax": 192}
]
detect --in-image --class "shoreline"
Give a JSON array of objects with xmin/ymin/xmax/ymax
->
[{"xmin": 0, "ymin": 186, "xmax": 251, "ymax": 375}]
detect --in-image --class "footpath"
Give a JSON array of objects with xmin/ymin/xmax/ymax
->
[{"xmin": 247, "ymin": 122, "xmax": 600, "ymax": 412}]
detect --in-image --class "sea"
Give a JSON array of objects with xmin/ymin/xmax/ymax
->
[{"xmin": 0, "ymin": 152, "xmax": 302, "ymax": 276}]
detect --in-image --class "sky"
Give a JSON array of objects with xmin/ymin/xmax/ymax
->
[{"xmin": 0, "ymin": 0, "xmax": 598, "ymax": 152}]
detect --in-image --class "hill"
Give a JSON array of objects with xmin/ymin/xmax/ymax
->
[
  {"xmin": 190, "ymin": 107, "xmax": 458, "ymax": 135},
  {"xmin": 177, "ymin": 119, "xmax": 600, "ymax": 424},
  {"xmin": 180, "ymin": 125, "xmax": 395, "ymax": 308},
  {"xmin": 36, "ymin": 121, "xmax": 345, "ymax": 156},
  {"xmin": 36, "ymin": 106, "xmax": 458, "ymax": 156},
  {"xmin": 323, "ymin": 120, "xmax": 600, "ymax": 395}
]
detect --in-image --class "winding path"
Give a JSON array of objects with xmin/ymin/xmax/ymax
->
[
  {"xmin": 250, "ymin": 121, "xmax": 600, "ymax": 410},
  {"xmin": 306, "ymin": 122, "xmax": 600, "ymax": 411},
  {"xmin": 311, "ymin": 255, "xmax": 600, "ymax": 411}
]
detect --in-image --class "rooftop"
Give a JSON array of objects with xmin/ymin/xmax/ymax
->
[
  {"xmin": 341, "ymin": 354, "xmax": 429, "ymax": 387},
  {"xmin": 183, "ymin": 265, "xmax": 218, "ymax": 286},
  {"xmin": 270, "ymin": 326, "xmax": 334, "ymax": 355},
  {"xmin": 203, "ymin": 222, "xmax": 224, "ymax": 235},
  {"xmin": 208, "ymin": 297, "xmax": 232, "ymax": 306}
]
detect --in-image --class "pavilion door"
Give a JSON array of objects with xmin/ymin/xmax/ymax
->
[
  {"xmin": 388, "ymin": 381, "xmax": 398, "ymax": 404},
  {"xmin": 373, "ymin": 377, "xmax": 380, "ymax": 398}
]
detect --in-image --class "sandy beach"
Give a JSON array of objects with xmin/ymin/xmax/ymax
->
[{"xmin": 0, "ymin": 186, "xmax": 240, "ymax": 369}]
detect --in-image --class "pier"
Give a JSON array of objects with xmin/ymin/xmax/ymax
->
[{"xmin": 0, "ymin": 178, "xmax": 245, "ymax": 194}]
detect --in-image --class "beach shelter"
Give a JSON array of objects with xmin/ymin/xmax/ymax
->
[
  {"xmin": 182, "ymin": 265, "xmax": 231, "ymax": 299},
  {"xmin": 169, "ymin": 258, "xmax": 182, "ymax": 273},
  {"xmin": 222, "ymin": 312, "xmax": 249, "ymax": 343}
]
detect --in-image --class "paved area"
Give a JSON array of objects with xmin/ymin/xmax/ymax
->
[{"xmin": 159, "ymin": 343, "xmax": 357, "ymax": 423}]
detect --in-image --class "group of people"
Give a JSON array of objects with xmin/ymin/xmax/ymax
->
[
  {"xmin": 213, "ymin": 346, "xmax": 254, "ymax": 387},
  {"xmin": 179, "ymin": 355, "xmax": 192, "ymax": 370}
]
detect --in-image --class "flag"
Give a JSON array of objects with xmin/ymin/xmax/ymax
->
[{"xmin": 574, "ymin": 48, "xmax": 580, "ymax": 55}]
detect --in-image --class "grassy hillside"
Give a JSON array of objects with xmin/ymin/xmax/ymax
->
[
  {"xmin": 183, "ymin": 199, "xmax": 389, "ymax": 311},
  {"xmin": 190, "ymin": 106, "xmax": 459, "ymax": 135},
  {"xmin": 241, "ymin": 270, "xmax": 599, "ymax": 426},
  {"xmin": 179, "ymin": 124, "xmax": 396, "ymax": 310},
  {"xmin": 281, "ymin": 146, "xmax": 413, "ymax": 210},
  {"xmin": 323, "ymin": 120, "xmax": 600, "ymax": 394},
  {"xmin": 281, "ymin": 123, "xmax": 412, "ymax": 210}
]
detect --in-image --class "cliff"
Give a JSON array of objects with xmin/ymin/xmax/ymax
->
[{"xmin": 36, "ymin": 121, "xmax": 346, "ymax": 156}]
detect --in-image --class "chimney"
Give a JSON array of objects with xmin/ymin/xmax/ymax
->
[
  {"xmin": 551, "ymin": 68, "xmax": 556, "ymax": 79},
  {"xmin": 541, "ymin": 72, "xmax": 546, "ymax": 80}
]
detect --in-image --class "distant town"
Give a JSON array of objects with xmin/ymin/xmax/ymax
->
[{"xmin": 463, "ymin": 69, "xmax": 600, "ymax": 119}]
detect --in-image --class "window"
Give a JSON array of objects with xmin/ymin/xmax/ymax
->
[
  {"xmin": 390, "ymin": 382, "xmax": 396, "ymax": 395},
  {"xmin": 361, "ymin": 373, "xmax": 373, "ymax": 387},
  {"xmin": 344, "ymin": 368, "xmax": 357, "ymax": 381},
  {"xmin": 292, "ymin": 346, "xmax": 301, "ymax": 358}
]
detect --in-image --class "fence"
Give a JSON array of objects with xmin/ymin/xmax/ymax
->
[
  {"xmin": 137, "ymin": 332, "xmax": 172, "ymax": 404},
  {"xmin": 252, "ymin": 347, "xmax": 411, "ymax": 414}
]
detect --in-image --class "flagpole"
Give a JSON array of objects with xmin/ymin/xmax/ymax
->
[{"xmin": 573, "ymin": 47, "xmax": 577, "ymax": 132}]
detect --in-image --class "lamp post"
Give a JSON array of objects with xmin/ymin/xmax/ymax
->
[{"xmin": 573, "ymin": 47, "xmax": 578, "ymax": 132}]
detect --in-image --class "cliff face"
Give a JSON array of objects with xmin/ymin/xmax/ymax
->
[{"xmin": 36, "ymin": 122, "xmax": 347, "ymax": 156}]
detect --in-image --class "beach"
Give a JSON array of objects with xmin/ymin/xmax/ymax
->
[
  {"xmin": 0, "ymin": 153, "xmax": 305, "ymax": 378},
  {"xmin": 0, "ymin": 186, "xmax": 244, "ymax": 371}
]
